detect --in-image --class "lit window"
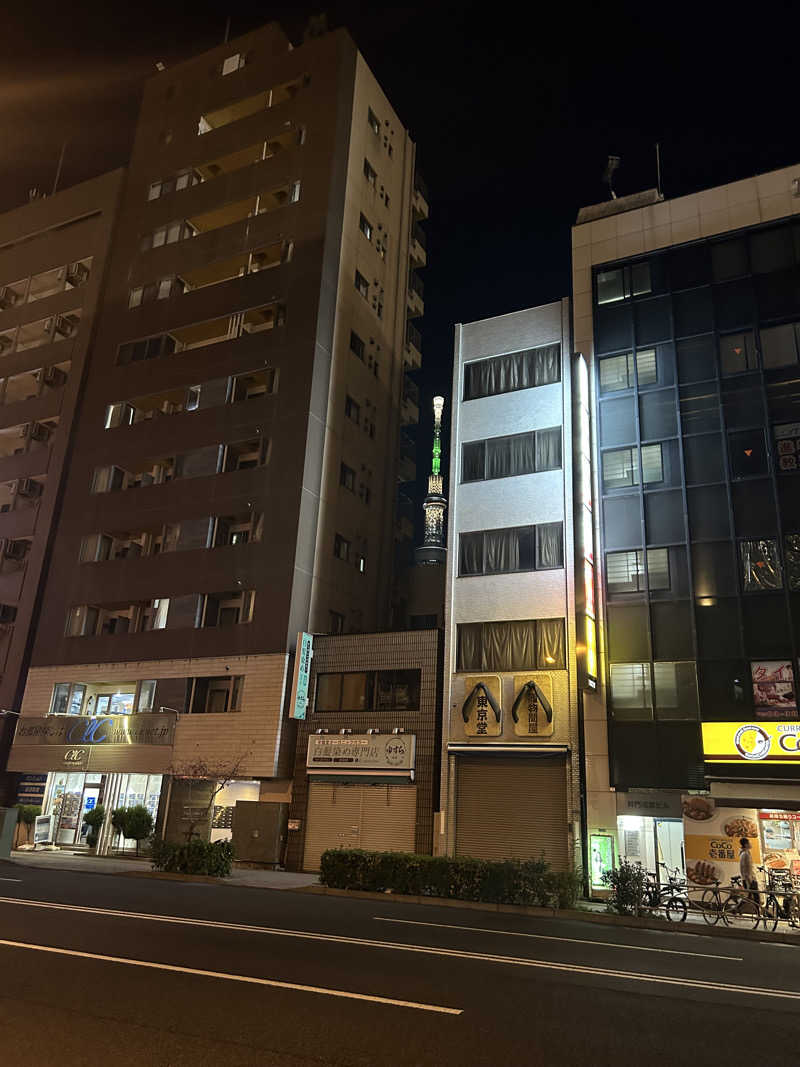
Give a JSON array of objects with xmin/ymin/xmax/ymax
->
[
  {"xmin": 363, "ymin": 159, "xmax": 377, "ymax": 186},
  {"xmin": 359, "ymin": 213, "xmax": 373, "ymax": 241},
  {"xmin": 598, "ymin": 349, "xmax": 657, "ymax": 393},
  {"xmin": 355, "ymin": 270, "xmax": 369, "ymax": 298},
  {"xmin": 367, "ymin": 108, "xmax": 380, "ymax": 135},
  {"xmin": 221, "ymin": 53, "xmax": 245, "ymax": 76}
]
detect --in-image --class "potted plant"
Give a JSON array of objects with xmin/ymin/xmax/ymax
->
[
  {"xmin": 82, "ymin": 804, "xmax": 106, "ymax": 855},
  {"xmin": 15, "ymin": 804, "xmax": 41, "ymax": 849}
]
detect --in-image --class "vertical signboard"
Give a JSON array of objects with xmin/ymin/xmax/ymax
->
[
  {"xmin": 574, "ymin": 354, "xmax": 598, "ymax": 690},
  {"xmin": 289, "ymin": 631, "xmax": 314, "ymax": 720}
]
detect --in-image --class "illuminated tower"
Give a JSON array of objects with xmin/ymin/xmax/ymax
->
[{"xmin": 414, "ymin": 395, "xmax": 447, "ymax": 566}]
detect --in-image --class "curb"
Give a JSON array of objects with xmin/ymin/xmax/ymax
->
[{"xmin": 307, "ymin": 885, "xmax": 800, "ymax": 945}]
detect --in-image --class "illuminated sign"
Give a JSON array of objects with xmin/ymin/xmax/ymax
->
[
  {"xmin": 289, "ymin": 631, "xmax": 314, "ymax": 720},
  {"xmin": 702, "ymin": 721, "xmax": 800, "ymax": 763},
  {"xmin": 575, "ymin": 354, "xmax": 597, "ymax": 690}
]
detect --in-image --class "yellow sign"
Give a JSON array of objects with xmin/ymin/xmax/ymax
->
[
  {"xmin": 685, "ymin": 834, "xmax": 762, "ymax": 866},
  {"xmin": 511, "ymin": 674, "xmax": 554, "ymax": 737},
  {"xmin": 461, "ymin": 675, "xmax": 502, "ymax": 737},
  {"xmin": 702, "ymin": 722, "xmax": 800, "ymax": 763}
]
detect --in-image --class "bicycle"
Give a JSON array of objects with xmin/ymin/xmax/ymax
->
[
  {"xmin": 697, "ymin": 879, "xmax": 726, "ymax": 926},
  {"xmin": 722, "ymin": 875, "xmax": 778, "ymax": 931},
  {"xmin": 644, "ymin": 862, "xmax": 687, "ymax": 922},
  {"xmin": 759, "ymin": 865, "xmax": 800, "ymax": 930}
]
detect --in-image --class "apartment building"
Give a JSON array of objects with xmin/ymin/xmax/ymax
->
[
  {"xmin": 573, "ymin": 163, "xmax": 800, "ymax": 894},
  {"xmin": 5, "ymin": 22, "xmax": 428, "ymax": 847},
  {"xmin": 0, "ymin": 172, "xmax": 123, "ymax": 801},
  {"xmin": 440, "ymin": 303, "xmax": 581, "ymax": 871}
]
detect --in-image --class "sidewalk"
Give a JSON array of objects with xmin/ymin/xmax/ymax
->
[{"xmin": 8, "ymin": 849, "xmax": 318, "ymax": 890}]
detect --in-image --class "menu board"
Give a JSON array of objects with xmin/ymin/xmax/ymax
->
[
  {"xmin": 774, "ymin": 423, "xmax": 800, "ymax": 472},
  {"xmin": 751, "ymin": 661, "xmax": 797, "ymax": 719},
  {"xmin": 682, "ymin": 796, "xmax": 761, "ymax": 887}
]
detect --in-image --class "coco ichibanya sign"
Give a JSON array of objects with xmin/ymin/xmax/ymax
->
[
  {"xmin": 306, "ymin": 733, "xmax": 416, "ymax": 775},
  {"xmin": 702, "ymin": 721, "xmax": 800, "ymax": 763}
]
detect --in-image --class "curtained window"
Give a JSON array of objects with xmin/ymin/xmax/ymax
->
[
  {"xmin": 486, "ymin": 436, "xmax": 513, "ymax": 479},
  {"xmin": 535, "ymin": 428, "xmax": 562, "ymax": 472},
  {"xmin": 458, "ymin": 523, "xmax": 563, "ymax": 576},
  {"xmin": 464, "ymin": 344, "xmax": 561, "ymax": 400},
  {"xmin": 484, "ymin": 528, "xmax": 520, "ymax": 574},
  {"xmin": 456, "ymin": 618, "xmax": 566, "ymax": 671},
  {"xmin": 739, "ymin": 538, "xmax": 783, "ymax": 592},
  {"xmin": 462, "ymin": 428, "xmax": 562, "ymax": 483},
  {"xmin": 462, "ymin": 440, "xmax": 485, "ymax": 482},
  {"xmin": 536, "ymin": 523, "xmax": 564, "ymax": 569},
  {"xmin": 459, "ymin": 532, "xmax": 483, "ymax": 575}
]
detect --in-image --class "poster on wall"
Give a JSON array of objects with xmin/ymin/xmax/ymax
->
[
  {"xmin": 751, "ymin": 662, "xmax": 798, "ymax": 719},
  {"xmin": 774, "ymin": 422, "xmax": 800, "ymax": 472},
  {"xmin": 461, "ymin": 675, "xmax": 502, "ymax": 737},
  {"xmin": 681, "ymin": 795, "xmax": 762, "ymax": 887},
  {"xmin": 511, "ymin": 674, "xmax": 554, "ymax": 737},
  {"xmin": 590, "ymin": 834, "xmax": 614, "ymax": 891}
]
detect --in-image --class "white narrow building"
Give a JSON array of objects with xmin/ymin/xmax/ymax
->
[{"xmin": 440, "ymin": 301, "xmax": 581, "ymax": 870}]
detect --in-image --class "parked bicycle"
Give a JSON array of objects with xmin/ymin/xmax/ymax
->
[
  {"xmin": 758, "ymin": 865, "xmax": 800, "ymax": 930},
  {"xmin": 644, "ymin": 862, "xmax": 687, "ymax": 922},
  {"xmin": 722, "ymin": 874, "xmax": 778, "ymax": 931}
]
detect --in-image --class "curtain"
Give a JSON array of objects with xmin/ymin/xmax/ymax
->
[
  {"xmin": 457, "ymin": 623, "xmax": 482, "ymax": 671},
  {"xmin": 537, "ymin": 523, "xmax": 564, "ymax": 569},
  {"xmin": 740, "ymin": 539, "xmax": 783, "ymax": 591},
  {"xmin": 509, "ymin": 432, "xmax": 537, "ymax": 476},
  {"xmin": 459, "ymin": 532, "xmax": 484, "ymax": 575},
  {"xmin": 535, "ymin": 344, "xmax": 561, "ymax": 385},
  {"xmin": 508, "ymin": 620, "xmax": 535, "ymax": 669},
  {"xmin": 485, "ymin": 528, "xmax": 520, "ymax": 574},
  {"xmin": 536, "ymin": 618, "xmax": 566, "ymax": 669},
  {"xmin": 536, "ymin": 428, "xmax": 562, "ymax": 471},
  {"xmin": 486, "ymin": 437, "xmax": 512, "ymax": 479},
  {"xmin": 462, "ymin": 441, "xmax": 485, "ymax": 482}
]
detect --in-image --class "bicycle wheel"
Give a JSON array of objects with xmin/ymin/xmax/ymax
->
[
  {"xmin": 700, "ymin": 889, "xmax": 722, "ymax": 925},
  {"xmin": 786, "ymin": 894, "xmax": 800, "ymax": 928},
  {"xmin": 723, "ymin": 895, "xmax": 761, "ymax": 930},
  {"xmin": 665, "ymin": 895, "xmax": 687, "ymax": 923},
  {"xmin": 761, "ymin": 895, "xmax": 779, "ymax": 933}
]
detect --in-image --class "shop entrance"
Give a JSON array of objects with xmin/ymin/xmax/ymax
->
[
  {"xmin": 616, "ymin": 814, "xmax": 686, "ymax": 882},
  {"xmin": 302, "ymin": 782, "xmax": 417, "ymax": 871}
]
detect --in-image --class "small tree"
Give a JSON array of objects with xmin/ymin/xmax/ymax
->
[
  {"xmin": 111, "ymin": 807, "xmax": 128, "ymax": 851},
  {"xmin": 123, "ymin": 805, "xmax": 153, "ymax": 856},
  {"xmin": 82, "ymin": 804, "xmax": 106, "ymax": 850},
  {"xmin": 168, "ymin": 749, "xmax": 252, "ymax": 843},
  {"xmin": 16, "ymin": 804, "xmax": 41, "ymax": 845}
]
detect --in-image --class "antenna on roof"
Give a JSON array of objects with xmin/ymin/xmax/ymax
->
[
  {"xmin": 224, "ymin": 16, "xmax": 231, "ymax": 43},
  {"xmin": 655, "ymin": 142, "xmax": 663, "ymax": 198},
  {"xmin": 602, "ymin": 155, "xmax": 620, "ymax": 200}
]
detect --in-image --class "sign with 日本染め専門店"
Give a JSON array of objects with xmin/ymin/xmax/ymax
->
[{"xmin": 306, "ymin": 734, "xmax": 416, "ymax": 777}]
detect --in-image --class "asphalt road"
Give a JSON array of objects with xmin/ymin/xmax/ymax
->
[{"xmin": 1, "ymin": 859, "xmax": 800, "ymax": 1066}]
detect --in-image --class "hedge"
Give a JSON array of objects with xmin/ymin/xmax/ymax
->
[
  {"xmin": 319, "ymin": 849, "xmax": 583, "ymax": 909},
  {"xmin": 150, "ymin": 837, "xmax": 234, "ymax": 877}
]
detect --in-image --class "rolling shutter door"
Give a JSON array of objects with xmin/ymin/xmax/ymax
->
[
  {"xmin": 303, "ymin": 782, "xmax": 417, "ymax": 871},
  {"xmin": 455, "ymin": 756, "xmax": 569, "ymax": 870}
]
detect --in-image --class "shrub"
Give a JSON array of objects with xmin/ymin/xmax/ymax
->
[
  {"xmin": 111, "ymin": 805, "xmax": 153, "ymax": 855},
  {"xmin": 15, "ymin": 804, "xmax": 41, "ymax": 844},
  {"xmin": 151, "ymin": 837, "xmax": 234, "ymax": 877},
  {"xmin": 318, "ymin": 849, "xmax": 583, "ymax": 909},
  {"xmin": 602, "ymin": 859, "xmax": 649, "ymax": 916},
  {"xmin": 82, "ymin": 804, "xmax": 106, "ymax": 849}
]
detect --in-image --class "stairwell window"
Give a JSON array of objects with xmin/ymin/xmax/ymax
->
[
  {"xmin": 367, "ymin": 108, "xmax": 380, "ymax": 135},
  {"xmin": 596, "ymin": 262, "xmax": 652, "ymax": 305},
  {"xmin": 359, "ymin": 213, "xmax": 373, "ymax": 241},
  {"xmin": 345, "ymin": 395, "xmax": 360, "ymax": 423},
  {"xmin": 340, "ymin": 463, "xmax": 356, "ymax": 491},
  {"xmin": 355, "ymin": 270, "xmax": 369, "ymax": 299},
  {"xmin": 349, "ymin": 330, "xmax": 365, "ymax": 360},
  {"xmin": 334, "ymin": 534, "xmax": 351, "ymax": 562},
  {"xmin": 363, "ymin": 159, "xmax": 377, "ymax": 187}
]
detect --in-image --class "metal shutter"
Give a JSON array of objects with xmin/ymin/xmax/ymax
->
[
  {"xmin": 455, "ymin": 756, "xmax": 569, "ymax": 870},
  {"xmin": 303, "ymin": 782, "xmax": 417, "ymax": 871}
]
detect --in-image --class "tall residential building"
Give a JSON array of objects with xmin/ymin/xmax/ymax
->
[
  {"xmin": 440, "ymin": 303, "xmax": 580, "ymax": 871},
  {"xmin": 573, "ymin": 163, "xmax": 800, "ymax": 893},
  {"xmin": 0, "ymin": 172, "xmax": 124, "ymax": 801},
  {"xmin": 5, "ymin": 22, "xmax": 428, "ymax": 847}
]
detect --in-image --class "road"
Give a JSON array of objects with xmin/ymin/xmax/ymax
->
[{"xmin": 1, "ymin": 859, "xmax": 799, "ymax": 1065}]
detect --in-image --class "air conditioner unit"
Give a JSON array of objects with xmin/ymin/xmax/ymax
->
[
  {"xmin": 17, "ymin": 478, "xmax": 41, "ymax": 498},
  {"xmin": 30, "ymin": 423, "xmax": 51, "ymax": 443},
  {"xmin": 66, "ymin": 262, "xmax": 89, "ymax": 287},
  {"xmin": 44, "ymin": 366, "xmax": 67, "ymax": 388},
  {"xmin": 4, "ymin": 539, "xmax": 27, "ymax": 560},
  {"xmin": 53, "ymin": 316, "xmax": 73, "ymax": 338}
]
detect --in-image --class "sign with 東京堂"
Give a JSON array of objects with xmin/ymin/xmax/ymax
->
[{"xmin": 461, "ymin": 675, "xmax": 502, "ymax": 737}]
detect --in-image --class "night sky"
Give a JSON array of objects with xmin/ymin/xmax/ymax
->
[{"xmin": 1, "ymin": 1, "xmax": 797, "ymax": 503}]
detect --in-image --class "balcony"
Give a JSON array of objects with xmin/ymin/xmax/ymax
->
[
  {"xmin": 407, "ymin": 271, "xmax": 424, "ymax": 318},
  {"xmin": 401, "ymin": 376, "xmax": 420, "ymax": 427},
  {"xmin": 410, "ymin": 221, "xmax": 427, "ymax": 268},
  {"xmin": 412, "ymin": 173, "xmax": 429, "ymax": 220},
  {"xmin": 404, "ymin": 322, "xmax": 422, "ymax": 371}
]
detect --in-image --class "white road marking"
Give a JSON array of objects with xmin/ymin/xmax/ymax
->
[
  {"xmin": 373, "ymin": 916, "xmax": 743, "ymax": 962},
  {"xmin": 0, "ymin": 938, "xmax": 462, "ymax": 1015}
]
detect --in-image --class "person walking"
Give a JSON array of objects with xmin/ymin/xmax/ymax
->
[{"xmin": 739, "ymin": 837, "xmax": 758, "ymax": 902}]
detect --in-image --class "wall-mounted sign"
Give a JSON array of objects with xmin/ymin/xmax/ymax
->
[
  {"xmin": 751, "ymin": 661, "xmax": 797, "ymax": 719},
  {"xmin": 574, "ymin": 354, "xmax": 597, "ymax": 690},
  {"xmin": 511, "ymin": 674, "xmax": 554, "ymax": 737},
  {"xmin": 774, "ymin": 422, "xmax": 800, "ymax": 471},
  {"xmin": 590, "ymin": 833, "xmax": 614, "ymax": 890},
  {"xmin": 461, "ymin": 675, "xmax": 502, "ymax": 737},
  {"xmin": 289, "ymin": 631, "xmax": 314, "ymax": 720},
  {"xmin": 15, "ymin": 773, "xmax": 47, "ymax": 805},
  {"xmin": 13, "ymin": 713, "xmax": 176, "ymax": 747},
  {"xmin": 306, "ymin": 733, "xmax": 416, "ymax": 777},
  {"xmin": 702, "ymin": 721, "xmax": 800, "ymax": 763},
  {"xmin": 616, "ymin": 791, "xmax": 683, "ymax": 819}
]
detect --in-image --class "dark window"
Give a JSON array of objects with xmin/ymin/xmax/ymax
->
[
  {"xmin": 723, "ymin": 376, "xmax": 763, "ymax": 430},
  {"xmin": 329, "ymin": 611, "xmax": 344, "ymax": 634},
  {"xmin": 456, "ymin": 618, "xmax": 565, "ymax": 671},
  {"xmin": 755, "ymin": 269, "xmax": 800, "ymax": 321},
  {"xmin": 333, "ymin": 533, "xmax": 350, "ymax": 561},
  {"xmin": 359, "ymin": 213, "xmax": 373, "ymax": 240},
  {"xmin": 354, "ymin": 270, "xmax": 369, "ymax": 298},
  {"xmin": 719, "ymin": 331, "xmax": 757, "ymax": 376},
  {"xmin": 603, "ymin": 495, "xmax": 642, "ymax": 549},
  {"xmin": 349, "ymin": 330, "xmax": 365, "ymax": 360},
  {"xmin": 669, "ymin": 245, "xmax": 710, "ymax": 290},
  {"xmin": 607, "ymin": 604, "xmax": 650, "ymax": 662},
  {"xmin": 679, "ymin": 382, "xmax": 720, "ymax": 433},
  {"xmin": 677, "ymin": 336, "xmax": 716, "ymax": 384},
  {"xmin": 673, "ymin": 287, "xmax": 713, "ymax": 338},
  {"xmin": 695, "ymin": 601, "xmax": 742, "ymax": 659},
  {"xmin": 653, "ymin": 662, "xmax": 699, "ymax": 720},
  {"xmin": 684, "ymin": 434, "xmax": 724, "ymax": 484},
  {"xmin": 635, "ymin": 296, "xmax": 671, "ymax": 346},
  {"xmin": 458, "ymin": 523, "xmax": 563, "ymax": 576},
  {"xmin": 728, "ymin": 429, "xmax": 768, "ymax": 479},
  {"xmin": 785, "ymin": 533, "xmax": 800, "ymax": 592},
  {"xmin": 651, "ymin": 602, "xmax": 693, "ymax": 660},
  {"xmin": 463, "ymin": 344, "xmax": 560, "ymax": 401},
  {"xmin": 639, "ymin": 389, "xmax": 677, "ymax": 440},
  {"xmin": 692, "ymin": 541, "xmax": 738, "ymax": 598},
  {"xmin": 739, "ymin": 539, "xmax": 782, "ymax": 592},
  {"xmin": 715, "ymin": 280, "xmax": 756, "ymax": 332},
  {"xmin": 761, "ymin": 322, "xmax": 800, "ymax": 370},
  {"xmin": 345, "ymin": 395, "xmax": 360, "ymax": 423},
  {"xmin": 711, "ymin": 237, "xmax": 748, "ymax": 282},
  {"xmin": 595, "ymin": 303, "xmax": 633, "ymax": 353},
  {"xmin": 599, "ymin": 395, "xmax": 636, "ymax": 447},
  {"xmin": 750, "ymin": 226, "xmax": 795, "ymax": 274},
  {"xmin": 367, "ymin": 108, "xmax": 380, "ymax": 135},
  {"xmin": 697, "ymin": 660, "xmax": 751, "ymax": 718},
  {"xmin": 340, "ymin": 463, "xmax": 355, "ymax": 491},
  {"xmin": 461, "ymin": 428, "xmax": 561, "ymax": 482},
  {"xmin": 375, "ymin": 669, "xmax": 421, "ymax": 710},
  {"xmin": 688, "ymin": 485, "xmax": 730, "ymax": 540},
  {"xmin": 742, "ymin": 595, "xmax": 791, "ymax": 657},
  {"xmin": 462, "ymin": 440, "xmax": 485, "ymax": 482},
  {"xmin": 645, "ymin": 490, "xmax": 684, "ymax": 544},
  {"xmin": 363, "ymin": 158, "xmax": 377, "ymax": 185}
]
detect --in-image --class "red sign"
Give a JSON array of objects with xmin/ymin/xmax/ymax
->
[{"xmin": 759, "ymin": 811, "xmax": 800, "ymax": 820}]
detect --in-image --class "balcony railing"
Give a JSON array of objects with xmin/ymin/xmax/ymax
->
[
  {"xmin": 411, "ymin": 222, "xmax": 427, "ymax": 250},
  {"xmin": 414, "ymin": 173, "xmax": 429, "ymax": 202},
  {"xmin": 408, "ymin": 272, "xmax": 424, "ymax": 300},
  {"xmin": 406, "ymin": 322, "xmax": 422, "ymax": 353}
]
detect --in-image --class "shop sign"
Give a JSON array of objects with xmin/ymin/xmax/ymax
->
[
  {"xmin": 33, "ymin": 814, "xmax": 54, "ymax": 845},
  {"xmin": 616, "ymin": 791, "xmax": 683, "ymax": 819},
  {"xmin": 702, "ymin": 721, "xmax": 800, "ymax": 763},
  {"xmin": 760, "ymin": 811, "xmax": 800, "ymax": 820},
  {"xmin": 511, "ymin": 674, "xmax": 554, "ymax": 737},
  {"xmin": 774, "ymin": 422, "xmax": 800, "ymax": 471},
  {"xmin": 751, "ymin": 661, "xmax": 797, "ymax": 719},
  {"xmin": 590, "ymin": 833, "xmax": 614, "ymax": 890},
  {"xmin": 289, "ymin": 631, "xmax": 314, "ymax": 720},
  {"xmin": 682, "ymin": 796, "xmax": 762, "ymax": 887},
  {"xmin": 575, "ymin": 354, "xmax": 597, "ymax": 691},
  {"xmin": 13, "ymin": 713, "xmax": 176, "ymax": 747},
  {"xmin": 460, "ymin": 675, "xmax": 502, "ymax": 737},
  {"xmin": 15, "ymin": 773, "xmax": 47, "ymax": 805},
  {"xmin": 307, "ymin": 733, "xmax": 416, "ymax": 773}
]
